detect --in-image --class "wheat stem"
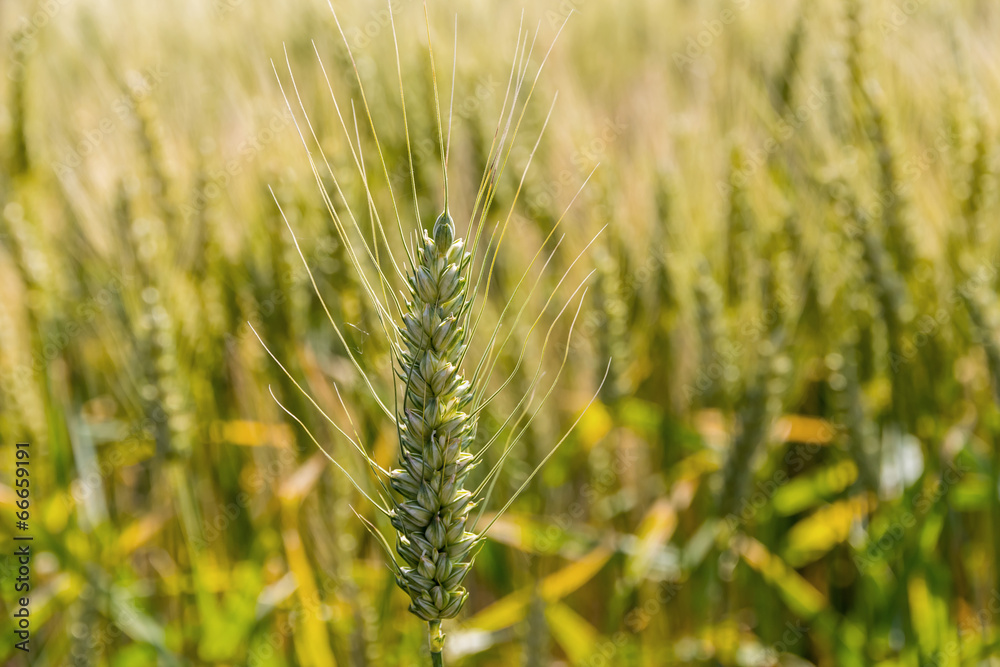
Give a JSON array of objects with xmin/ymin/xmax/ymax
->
[{"xmin": 429, "ymin": 620, "xmax": 445, "ymax": 665}]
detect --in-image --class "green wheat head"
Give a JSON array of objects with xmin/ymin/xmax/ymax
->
[
  {"xmin": 250, "ymin": 4, "xmax": 606, "ymax": 660},
  {"xmin": 391, "ymin": 209, "xmax": 477, "ymax": 623}
]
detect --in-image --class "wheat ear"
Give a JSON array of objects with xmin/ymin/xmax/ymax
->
[
  {"xmin": 390, "ymin": 209, "xmax": 478, "ymax": 626},
  {"xmin": 253, "ymin": 5, "xmax": 610, "ymax": 664}
]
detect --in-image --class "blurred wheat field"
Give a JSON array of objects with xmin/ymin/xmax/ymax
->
[{"xmin": 2, "ymin": 0, "xmax": 1000, "ymax": 664}]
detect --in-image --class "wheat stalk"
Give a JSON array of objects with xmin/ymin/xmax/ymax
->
[{"xmin": 248, "ymin": 4, "xmax": 609, "ymax": 663}]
